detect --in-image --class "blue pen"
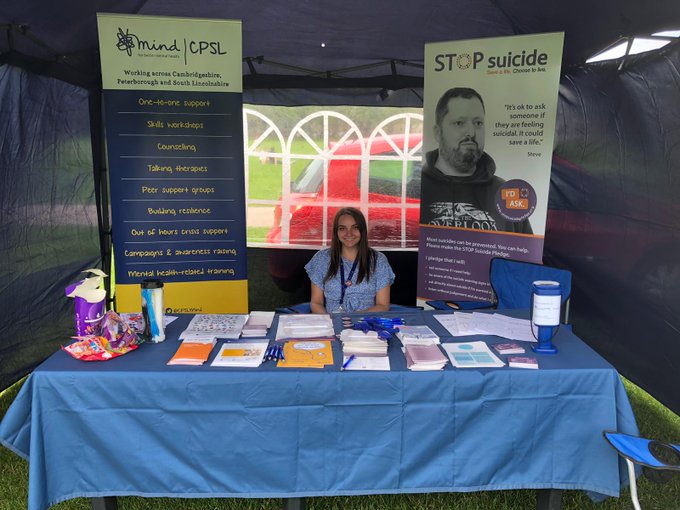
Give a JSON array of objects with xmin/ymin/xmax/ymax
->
[{"xmin": 342, "ymin": 354, "xmax": 356, "ymax": 370}]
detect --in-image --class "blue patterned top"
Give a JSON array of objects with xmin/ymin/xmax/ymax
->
[{"xmin": 305, "ymin": 248, "xmax": 395, "ymax": 313}]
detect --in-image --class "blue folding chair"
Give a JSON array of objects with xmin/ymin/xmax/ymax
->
[
  {"xmin": 603, "ymin": 431, "xmax": 680, "ymax": 510},
  {"xmin": 427, "ymin": 257, "xmax": 572, "ymax": 321}
]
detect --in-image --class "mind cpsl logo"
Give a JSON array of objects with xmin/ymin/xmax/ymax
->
[{"xmin": 115, "ymin": 27, "xmax": 180, "ymax": 57}]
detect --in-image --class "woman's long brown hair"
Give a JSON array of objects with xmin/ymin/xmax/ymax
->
[{"xmin": 323, "ymin": 207, "xmax": 376, "ymax": 284}]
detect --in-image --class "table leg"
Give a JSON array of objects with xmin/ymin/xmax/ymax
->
[
  {"xmin": 91, "ymin": 496, "xmax": 118, "ymax": 510},
  {"xmin": 282, "ymin": 497, "xmax": 306, "ymax": 510},
  {"xmin": 536, "ymin": 489, "xmax": 562, "ymax": 510}
]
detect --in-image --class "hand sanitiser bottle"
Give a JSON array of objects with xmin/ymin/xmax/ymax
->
[
  {"xmin": 141, "ymin": 279, "xmax": 165, "ymax": 343},
  {"xmin": 65, "ymin": 268, "xmax": 107, "ymax": 336}
]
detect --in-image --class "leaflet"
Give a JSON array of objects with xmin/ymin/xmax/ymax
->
[
  {"xmin": 167, "ymin": 338, "xmax": 216, "ymax": 366},
  {"xmin": 341, "ymin": 355, "xmax": 390, "ymax": 371},
  {"xmin": 210, "ymin": 342, "xmax": 267, "ymax": 368},
  {"xmin": 441, "ymin": 341, "xmax": 505, "ymax": 368},
  {"xmin": 434, "ymin": 313, "xmax": 536, "ymax": 342},
  {"xmin": 181, "ymin": 314, "xmax": 248, "ymax": 340},
  {"xmin": 277, "ymin": 339, "xmax": 334, "ymax": 368}
]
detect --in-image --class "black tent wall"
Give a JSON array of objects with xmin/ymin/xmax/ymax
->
[
  {"xmin": 546, "ymin": 42, "xmax": 680, "ymax": 413},
  {"xmin": 0, "ymin": 42, "xmax": 678, "ymax": 414},
  {"xmin": 0, "ymin": 64, "xmax": 100, "ymax": 390}
]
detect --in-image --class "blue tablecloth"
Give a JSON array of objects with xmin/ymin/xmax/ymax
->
[{"xmin": 0, "ymin": 310, "xmax": 639, "ymax": 510}]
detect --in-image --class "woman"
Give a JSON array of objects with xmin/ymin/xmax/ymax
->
[{"xmin": 305, "ymin": 207, "xmax": 395, "ymax": 313}]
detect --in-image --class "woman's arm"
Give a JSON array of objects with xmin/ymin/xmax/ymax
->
[
  {"xmin": 362, "ymin": 284, "xmax": 391, "ymax": 313},
  {"xmin": 310, "ymin": 282, "xmax": 328, "ymax": 314}
]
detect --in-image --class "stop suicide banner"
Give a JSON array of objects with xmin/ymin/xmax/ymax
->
[
  {"xmin": 97, "ymin": 14, "xmax": 247, "ymax": 313},
  {"xmin": 417, "ymin": 33, "xmax": 563, "ymax": 303}
]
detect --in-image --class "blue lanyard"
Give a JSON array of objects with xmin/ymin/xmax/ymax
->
[{"xmin": 339, "ymin": 258, "xmax": 359, "ymax": 305}]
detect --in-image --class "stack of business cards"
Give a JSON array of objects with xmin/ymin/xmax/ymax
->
[
  {"xmin": 493, "ymin": 342, "xmax": 526, "ymax": 355},
  {"xmin": 508, "ymin": 356, "xmax": 539, "ymax": 369}
]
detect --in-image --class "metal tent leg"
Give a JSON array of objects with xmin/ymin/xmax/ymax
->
[
  {"xmin": 91, "ymin": 496, "xmax": 118, "ymax": 510},
  {"xmin": 536, "ymin": 489, "xmax": 562, "ymax": 510},
  {"xmin": 282, "ymin": 497, "xmax": 306, "ymax": 510}
]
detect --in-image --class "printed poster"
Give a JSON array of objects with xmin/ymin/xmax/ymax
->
[
  {"xmin": 417, "ymin": 33, "xmax": 564, "ymax": 303},
  {"xmin": 97, "ymin": 14, "xmax": 247, "ymax": 313}
]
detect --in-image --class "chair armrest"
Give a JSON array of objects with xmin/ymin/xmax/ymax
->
[
  {"xmin": 426, "ymin": 300, "xmax": 494, "ymax": 311},
  {"xmin": 274, "ymin": 302, "xmax": 312, "ymax": 314},
  {"xmin": 389, "ymin": 304, "xmax": 424, "ymax": 311}
]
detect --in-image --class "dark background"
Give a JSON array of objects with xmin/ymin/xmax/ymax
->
[{"xmin": 1, "ymin": 1, "xmax": 679, "ymax": 414}]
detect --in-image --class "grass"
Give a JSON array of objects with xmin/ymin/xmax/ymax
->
[
  {"xmin": 247, "ymin": 139, "xmax": 324, "ymax": 201},
  {"xmin": 247, "ymin": 227, "xmax": 271, "ymax": 244},
  {"xmin": 1, "ymin": 378, "xmax": 678, "ymax": 510}
]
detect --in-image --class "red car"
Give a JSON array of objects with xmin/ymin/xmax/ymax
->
[
  {"xmin": 266, "ymin": 133, "xmax": 423, "ymax": 249},
  {"xmin": 265, "ymin": 133, "xmax": 422, "ymax": 290}
]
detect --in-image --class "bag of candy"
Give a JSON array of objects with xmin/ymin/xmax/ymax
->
[{"xmin": 62, "ymin": 310, "xmax": 143, "ymax": 361}]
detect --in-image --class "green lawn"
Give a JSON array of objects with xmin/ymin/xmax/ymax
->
[
  {"xmin": 247, "ymin": 139, "xmax": 323, "ymax": 201},
  {"xmin": 247, "ymin": 226, "xmax": 271, "ymax": 244},
  {"xmin": 1, "ymin": 377, "xmax": 678, "ymax": 510}
]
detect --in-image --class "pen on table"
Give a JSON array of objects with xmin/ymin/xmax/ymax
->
[{"xmin": 341, "ymin": 354, "xmax": 356, "ymax": 371}]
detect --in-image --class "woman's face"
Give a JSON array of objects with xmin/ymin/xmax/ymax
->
[{"xmin": 336, "ymin": 214, "xmax": 361, "ymax": 249}]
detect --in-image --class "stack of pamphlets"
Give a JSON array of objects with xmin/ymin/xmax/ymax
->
[
  {"xmin": 442, "ymin": 341, "xmax": 505, "ymax": 368},
  {"xmin": 240, "ymin": 311, "xmax": 275, "ymax": 338},
  {"xmin": 210, "ymin": 342, "xmax": 268, "ymax": 368},
  {"xmin": 492, "ymin": 342, "xmax": 526, "ymax": 355},
  {"xmin": 403, "ymin": 343, "xmax": 448, "ymax": 371},
  {"xmin": 180, "ymin": 314, "xmax": 248, "ymax": 340},
  {"xmin": 340, "ymin": 329, "xmax": 388, "ymax": 356},
  {"xmin": 275, "ymin": 314, "xmax": 334, "ymax": 340},
  {"xmin": 395, "ymin": 325, "xmax": 440, "ymax": 345},
  {"xmin": 339, "ymin": 329, "xmax": 390, "ymax": 371},
  {"xmin": 508, "ymin": 356, "xmax": 539, "ymax": 369},
  {"xmin": 167, "ymin": 337, "xmax": 216, "ymax": 366}
]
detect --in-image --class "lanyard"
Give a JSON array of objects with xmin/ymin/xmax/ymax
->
[{"xmin": 339, "ymin": 258, "xmax": 359, "ymax": 305}]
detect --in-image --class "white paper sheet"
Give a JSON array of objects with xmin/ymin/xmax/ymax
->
[{"xmin": 341, "ymin": 355, "xmax": 390, "ymax": 371}]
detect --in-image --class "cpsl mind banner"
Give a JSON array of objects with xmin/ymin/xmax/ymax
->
[
  {"xmin": 97, "ymin": 14, "xmax": 247, "ymax": 313},
  {"xmin": 417, "ymin": 33, "xmax": 563, "ymax": 304}
]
